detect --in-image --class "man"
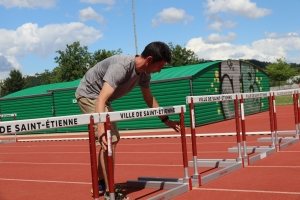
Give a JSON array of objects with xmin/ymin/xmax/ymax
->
[{"xmin": 75, "ymin": 41, "xmax": 180, "ymax": 200}]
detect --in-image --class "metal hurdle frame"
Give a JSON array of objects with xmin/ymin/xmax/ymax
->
[
  {"xmin": 257, "ymin": 89, "xmax": 299, "ymax": 151},
  {"xmin": 186, "ymin": 93, "xmax": 243, "ymax": 187},
  {"xmin": 0, "ymin": 113, "xmax": 18, "ymax": 144},
  {"xmin": 0, "ymin": 113, "xmax": 101, "ymax": 200},
  {"xmin": 99, "ymin": 105, "xmax": 192, "ymax": 200},
  {"xmin": 228, "ymin": 92, "xmax": 277, "ymax": 165}
]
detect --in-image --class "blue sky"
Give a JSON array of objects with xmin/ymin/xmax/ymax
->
[{"xmin": 0, "ymin": 0, "xmax": 300, "ymax": 79}]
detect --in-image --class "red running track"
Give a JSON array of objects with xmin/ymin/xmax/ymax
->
[{"xmin": 0, "ymin": 105, "xmax": 299, "ymax": 199}]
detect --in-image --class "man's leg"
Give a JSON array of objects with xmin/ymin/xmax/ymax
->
[
  {"xmin": 99, "ymin": 104, "xmax": 120, "ymax": 193},
  {"xmin": 98, "ymin": 142, "xmax": 117, "ymax": 193},
  {"xmin": 75, "ymin": 93, "xmax": 105, "ymax": 186}
]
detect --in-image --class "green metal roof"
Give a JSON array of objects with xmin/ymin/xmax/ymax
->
[
  {"xmin": 1, "ymin": 61, "xmax": 220, "ymax": 99},
  {"xmin": 151, "ymin": 61, "xmax": 221, "ymax": 82},
  {"xmin": 1, "ymin": 79, "xmax": 81, "ymax": 99}
]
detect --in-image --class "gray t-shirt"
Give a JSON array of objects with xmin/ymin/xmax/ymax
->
[{"xmin": 76, "ymin": 55, "xmax": 151, "ymax": 102}]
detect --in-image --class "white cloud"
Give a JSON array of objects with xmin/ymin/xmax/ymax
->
[
  {"xmin": 152, "ymin": 7, "xmax": 194, "ymax": 27},
  {"xmin": 0, "ymin": 55, "xmax": 16, "ymax": 71},
  {"xmin": 204, "ymin": 0, "xmax": 271, "ymax": 31},
  {"xmin": 0, "ymin": 0, "xmax": 57, "ymax": 8},
  {"xmin": 205, "ymin": 0, "xmax": 272, "ymax": 19},
  {"xmin": 204, "ymin": 32, "xmax": 237, "ymax": 44},
  {"xmin": 103, "ymin": 6, "xmax": 113, "ymax": 11},
  {"xmin": 0, "ymin": 54, "xmax": 22, "ymax": 78},
  {"xmin": 185, "ymin": 34, "xmax": 300, "ymax": 63},
  {"xmin": 79, "ymin": 7, "xmax": 104, "ymax": 23},
  {"xmin": 0, "ymin": 22, "xmax": 103, "ymax": 58},
  {"xmin": 265, "ymin": 32, "xmax": 299, "ymax": 39},
  {"xmin": 206, "ymin": 14, "xmax": 237, "ymax": 31},
  {"xmin": 80, "ymin": 0, "xmax": 115, "ymax": 5},
  {"xmin": 230, "ymin": 52, "xmax": 246, "ymax": 58}
]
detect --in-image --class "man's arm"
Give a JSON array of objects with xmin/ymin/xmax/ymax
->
[
  {"xmin": 96, "ymin": 82, "xmax": 115, "ymax": 149},
  {"xmin": 140, "ymin": 86, "xmax": 180, "ymax": 132}
]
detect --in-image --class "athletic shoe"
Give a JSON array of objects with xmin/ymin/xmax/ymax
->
[
  {"xmin": 90, "ymin": 181, "xmax": 105, "ymax": 195},
  {"xmin": 103, "ymin": 185, "xmax": 130, "ymax": 200}
]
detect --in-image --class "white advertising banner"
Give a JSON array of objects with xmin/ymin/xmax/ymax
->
[
  {"xmin": 186, "ymin": 94, "xmax": 237, "ymax": 104},
  {"xmin": 0, "ymin": 113, "xmax": 99, "ymax": 134},
  {"xmin": 99, "ymin": 105, "xmax": 186, "ymax": 122}
]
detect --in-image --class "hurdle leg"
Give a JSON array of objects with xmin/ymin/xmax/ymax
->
[
  {"xmin": 272, "ymin": 94, "xmax": 279, "ymax": 151},
  {"xmin": 268, "ymin": 94, "xmax": 275, "ymax": 148},
  {"xmin": 293, "ymin": 92, "xmax": 299, "ymax": 138},
  {"xmin": 297, "ymin": 91, "xmax": 300, "ymax": 137},
  {"xmin": 234, "ymin": 96, "xmax": 242, "ymax": 163},
  {"xmin": 189, "ymin": 99, "xmax": 200, "ymax": 183},
  {"xmin": 105, "ymin": 115, "xmax": 115, "ymax": 200},
  {"xmin": 88, "ymin": 116, "xmax": 100, "ymax": 200},
  {"xmin": 180, "ymin": 107, "xmax": 192, "ymax": 189},
  {"xmin": 14, "ymin": 114, "xmax": 17, "ymax": 142},
  {"xmin": 240, "ymin": 96, "xmax": 248, "ymax": 164}
]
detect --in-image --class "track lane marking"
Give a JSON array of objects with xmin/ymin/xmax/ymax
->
[
  {"xmin": 0, "ymin": 151, "xmax": 228, "ymax": 154},
  {"xmin": 0, "ymin": 161, "xmax": 183, "ymax": 167},
  {"xmin": 247, "ymin": 166, "xmax": 300, "ymax": 168},
  {"xmin": 194, "ymin": 188, "xmax": 300, "ymax": 195},
  {"xmin": 0, "ymin": 177, "xmax": 90, "ymax": 185}
]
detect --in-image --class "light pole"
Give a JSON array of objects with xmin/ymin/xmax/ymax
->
[{"xmin": 132, "ymin": 0, "xmax": 138, "ymax": 55}]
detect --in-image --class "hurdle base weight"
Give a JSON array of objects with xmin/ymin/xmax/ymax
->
[
  {"xmin": 127, "ymin": 177, "xmax": 190, "ymax": 200},
  {"xmin": 228, "ymin": 146, "xmax": 274, "ymax": 153}
]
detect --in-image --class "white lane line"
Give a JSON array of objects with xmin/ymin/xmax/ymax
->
[
  {"xmin": 0, "ymin": 152, "xmax": 89, "ymax": 154},
  {"xmin": 0, "ymin": 161, "xmax": 89, "ymax": 165},
  {"xmin": 194, "ymin": 188, "xmax": 300, "ymax": 195},
  {"xmin": 279, "ymin": 151, "xmax": 300, "ymax": 153},
  {"xmin": 0, "ymin": 151, "xmax": 228, "ymax": 155},
  {"xmin": 0, "ymin": 161, "xmax": 182, "ymax": 167},
  {"xmin": 0, "ymin": 178, "xmax": 90, "ymax": 185},
  {"xmin": 247, "ymin": 166, "xmax": 300, "ymax": 168},
  {"xmin": 0, "ymin": 141, "xmax": 261, "ymax": 148},
  {"xmin": 12, "ymin": 131, "xmax": 282, "ymax": 142}
]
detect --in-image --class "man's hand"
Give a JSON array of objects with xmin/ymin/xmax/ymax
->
[
  {"xmin": 165, "ymin": 120, "xmax": 181, "ymax": 132},
  {"xmin": 99, "ymin": 133, "xmax": 108, "ymax": 151}
]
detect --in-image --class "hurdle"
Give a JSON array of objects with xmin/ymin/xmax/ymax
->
[
  {"xmin": 186, "ymin": 94, "xmax": 243, "ymax": 186},
  {"xmin": 228, "ymin": 92, "xmax": 277, "ymax": 165},
  {"xmin": 0, "ymin": 113, "xmax": 17, "ymax": 144},
  {"xmin": 98, "ymin": 105, "xmax": 192, "ymax": 200},
  {"xmin": 0, "ymin": 113, "xmax": 101, "ymax": 200},
  {"xmin": 257, "ymin": 89, "xmax": 299, "ymax": 151}
]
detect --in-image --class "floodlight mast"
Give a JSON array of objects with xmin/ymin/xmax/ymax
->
[{"xmin": 132, "ymin": 0, "xmax": 138, "ymax": 55}]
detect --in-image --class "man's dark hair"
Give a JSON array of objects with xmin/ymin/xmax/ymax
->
[{"xmin": 141, "ymin": 41, "xmax": 171, "ymax": 63}]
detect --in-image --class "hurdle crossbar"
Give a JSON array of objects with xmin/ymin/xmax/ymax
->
[
  {"xmin": 0, "ymin": 113, "xmax": 101, "ymax": 200},
  {"xmin": 186, "ymin": 93, "xmax": 243, "ymax": 186},
  {"xmin": 256, "ymin": 89, "xmax": 299, "ymax": 152},
  {"xmin": 0, "ymin": 113, "xmax": 18, "ymax": 143},
  {"xmin": 99, "ymin": 105, "xmax": 191, "ymax": 200}
]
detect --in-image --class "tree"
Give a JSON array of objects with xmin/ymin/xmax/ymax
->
[
  {"xmin": 290, "ymin": 63, "xmax": 300, "ymax": 73},
  {"xmin": 25, "ymin": 74, "xmax": 42, "ymax": 87},
  {"xmin": 265, "ymin": 58, "xmax": 297, "ymax": 88},
  {"xmin": 91, "ymin": 48, "xmax": 122, "ymax": 67},
  {"xmin": 1, "ymin": 70, "xmax": 28, "ymax": 96},
  {"xmin": 168, "ymin": 42, "xmax": 204, "ymax": 66},
  {"xmin": 54, "ymin": 41, "xmax": 93, "ymax": 82},
  {"xmin": 40, "ymin": 68, "xmax": 61, "ymax": 84}
]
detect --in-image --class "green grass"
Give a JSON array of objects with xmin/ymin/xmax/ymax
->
[{"xmin": 275, "ymin": 95, "xmax": 294, "ymax": 106}]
